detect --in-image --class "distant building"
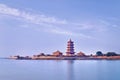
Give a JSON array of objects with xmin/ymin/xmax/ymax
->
[
  {"xmin": 52, "ymin": 50, "xmax": 63, "ymax": 57},
  {"xmin": 66, "ymin": 39, "xmax": 75, "ymax": 56},
  {"xmin": 10, "ymin": 55, "xmax": 20, "ymax": 59},
  {"xmin": 33, "ymin": 53, "xmax": 45, "ymax": 57},
  {"xmin": 77, "ymin": 52, "xmax": 86, "ymax": 57}
]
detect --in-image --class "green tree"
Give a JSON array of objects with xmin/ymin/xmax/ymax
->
[
  {"xmin": 106, "ymin": 52, "xmax": 118, "ymax": 56},
  {"xmin": 96, "ymin": 51, "xmax": 103, "ymax": 56}
]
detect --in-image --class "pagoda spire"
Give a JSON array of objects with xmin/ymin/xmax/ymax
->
[{"xmin": 66, "ymin": 39, "xmax": 75, "ymax": 56}]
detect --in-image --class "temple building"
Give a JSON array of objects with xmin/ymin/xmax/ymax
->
[
  {"xmin": 77, "ymin": 51, "xmax": 86, "ymax": 57},
  {"xmin": 52, "ymin": 50, "xmax": 63, "ymax": 57},
  {"xmin": 66, "ymin": 39, "xmax": 75, "ymax": 56}
]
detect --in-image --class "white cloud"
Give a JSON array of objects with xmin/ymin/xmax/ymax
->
[
  {"xmin": 46, "ymin": 27, "xmax": 92, "ymax": 39},
  {"xmin": 72, "ymin": 23, "xmax": 96, "ymax": 30},
  {"xmin": 0, "ymin": 3, "xmax": 99, "ymax": 39},
  {"xmin": 1, "ymin": 3, "xmax": 120, "ymax": 40},
  {"xmin": 98, "ymin": 19, "xmax": 120, "ymax": 30},
  {"xmin": 0, "ymin": 3, "xmax": 67, "ymax": 25}
]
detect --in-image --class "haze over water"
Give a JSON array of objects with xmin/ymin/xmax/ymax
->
[{"xmin": 1, "ymin": 59, "xmax": 120, "ymax": 80}]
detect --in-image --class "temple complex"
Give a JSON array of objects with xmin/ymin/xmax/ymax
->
[
  {"xmin": 66, "ymin": 39, "xmax": 75, "ymax": 56},
  {"xmin": 9, "ymin": 39, "xmax": 120, "ymax": 60}
]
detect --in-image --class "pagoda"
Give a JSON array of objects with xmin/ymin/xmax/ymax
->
[{"xmin": 66, "ymin": 39, "xmax": 75, "ymax": 56}]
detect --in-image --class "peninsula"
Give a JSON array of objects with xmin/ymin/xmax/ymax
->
[{"xmin": 9, "ymin": 39, "xmax": 120, "ymax": 60}]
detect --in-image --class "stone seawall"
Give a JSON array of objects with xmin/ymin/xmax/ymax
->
[{"xmin": 9, "ymin": 56, "xmax": 120, "ymax": 60}]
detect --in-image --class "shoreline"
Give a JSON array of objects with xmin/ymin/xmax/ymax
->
[{"xmin": 9, "ymin": 56, "xmax": 120, "ymax": 60}]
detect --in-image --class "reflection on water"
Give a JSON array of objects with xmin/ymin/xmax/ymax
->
[
  {"xmin": 67, "ymin": 60, "xmax": 74, "ymax": 80},
  {"xmin": 1, "ymin": 59, "xmax": 120, "ymax": 80}
]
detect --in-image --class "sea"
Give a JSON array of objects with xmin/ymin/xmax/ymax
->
[{"xmin": 0, "ymin": 59, "xmax": 120, "ymax": 80}]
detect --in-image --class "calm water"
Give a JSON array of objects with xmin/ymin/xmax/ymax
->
[{"xmin": 0, "ymin": 59, "xmax": 120, "ymax": 80}]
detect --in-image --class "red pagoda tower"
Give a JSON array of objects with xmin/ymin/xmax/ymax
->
[{"xmin": 66, "ymin": 39, "xmax": 75, "ymax": 56}]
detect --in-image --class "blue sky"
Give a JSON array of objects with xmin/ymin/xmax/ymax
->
[{"xmin": 0, "ymin": 0, "xmax": 120, "ymax": 57}]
